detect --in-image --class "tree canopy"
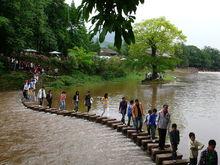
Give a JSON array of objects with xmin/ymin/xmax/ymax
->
[
  {"xmin": 129, "ymin": 17, "xmax": 186, "ymax": 79},
  {"xmin": 0, "ymin": 0, "xmax": 99, "ymax": 55},
  {"xmin": 175, "ymin": 44, "xmax": 220, "ymax": 71}
]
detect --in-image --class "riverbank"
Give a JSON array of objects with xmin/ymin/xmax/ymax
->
[
  {"xmin": 0, "ymin": 70, "xmax": 144, "ymax": 91},
  {"xmin": 43, "ymin": 71, "xmax": 145, "ymax": 89},
  {"xmin": 0, "ymin": 71, "xmax": 30, "ymax": 91},
  {"xmin": 0, "ymin": 68, "xmax": 198, "ymax": 91},
  {"xmin": 168, "ymin": 67, "xmax": 198, "ymax": 76},
  {"xmin": 44, "ymin": 69, "xmax": 192, "ymax": 89}
]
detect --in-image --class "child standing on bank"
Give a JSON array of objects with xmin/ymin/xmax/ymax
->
[
  {"xmin": 169, "ymin": 123, "xmax": 180, "ymax": 161},
  {"xmin": 189, "ymin": 132, "xmax": 204, "ymax": 165}
]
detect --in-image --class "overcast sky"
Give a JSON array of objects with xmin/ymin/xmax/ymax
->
[{"xmin": 66, "ymin": 0, "xmax": 220, "ymax": 49}]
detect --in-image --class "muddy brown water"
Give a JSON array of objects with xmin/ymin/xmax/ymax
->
[{"xmin": 1, "ymin": 72, "xmax": 220, "ymax": 164}]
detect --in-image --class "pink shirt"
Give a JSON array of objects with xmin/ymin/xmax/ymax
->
[{"xmin": 60, "ymin": 94, "xmax": 66, "ymax": 101}]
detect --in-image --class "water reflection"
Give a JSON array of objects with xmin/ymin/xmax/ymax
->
[{"xmin": 150, "ymin": 84, "xmax": 158, "ymax": 108}]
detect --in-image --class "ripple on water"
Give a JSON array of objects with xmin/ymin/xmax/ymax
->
[
  {"xmin": 0, "ymin": 92, "xmax": 153, "ymax": 165},
  {"xmin": 2, "ymin": 72, "xmax": 220, "ymax": 164}
]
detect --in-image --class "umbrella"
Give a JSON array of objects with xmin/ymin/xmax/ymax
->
[
  {"xmin": 49, "ymin": 51, "xmax": 61, "ymax": 55},
  {"xmin": 24, "ymin": 49, "xmax": 37, "ymax": 52}
]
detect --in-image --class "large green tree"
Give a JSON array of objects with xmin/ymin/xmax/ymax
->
[
  {"xmin": 0, "ymin": 0, "xmax": 99, "ymax": 55},
  {"xmin": 67, "ymin": 2, "xmax": 100, "ymax": 52},
  {"xmin": 185, "ymin": 45, "xmax": 203, "ymax": 68},
  {"xmin": 201, "ymin": 46, "xmax": 220, "ymax": 70},
  {"xmin": 129, "ymin": 17, "xmax": 186, "ymax": 80},
  {"xmin": 0, "ymin": 0, "xmax": 35, "ymax": 53},
  {"xmin": 174, "ymin": 44, "xmax": 220, "ymax": 71}
]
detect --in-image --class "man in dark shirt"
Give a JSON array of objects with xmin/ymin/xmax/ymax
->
[
  {"xmin": 46, "ymin": 90, "xmax": 53, "ymax": 108},
  {"xmin": 169, "ymin": 123, "xmax": 180, "ymax": 161},
  {"xmin": 119, "ymin": 97, "xmax": 127, "ymax": 124},
  {"xmin": 199, "ymin": 139, "xmax": 218, "ymax": 165},
  {"xmin": 84, "ymin": 91, "xmax": 92, "ymax": 112}
]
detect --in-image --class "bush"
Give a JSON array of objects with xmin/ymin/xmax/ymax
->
[
  {"xmin": 59, "ymin": 75, "xmax": 75, "ymax": 86},
  {"xmin": 0, "ymin": 71, "xmax": 30, "ymax": 91},
  {"xmin": 68, "ymin": 47, "xmax": 96, "ymax": 74},
  {"xmin": 0, "ymin": 61, "xmax": 5, "ymax": 75},
  {"xmin": 94, "ymin": 57, "xmax": 127, "ymax": 80},
  {"xmin": 49, "ymin": 80, "xmax": 65, "ymax": 88},
  {"xmin": 47, "ymin": 71, "xmax": 102, "ymax": 89}
]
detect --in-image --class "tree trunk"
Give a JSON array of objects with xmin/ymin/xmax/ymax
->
[
  {"xmin": 151, "ymin": 45, "xmax": 158, "ymax": 80},
  {"xmin": 151, "ymin": 64, "xmax": 158, "ymax": 79},
  {"xmin": 143, "ymin": 45, "xmax": 158, "ymax": 81}
]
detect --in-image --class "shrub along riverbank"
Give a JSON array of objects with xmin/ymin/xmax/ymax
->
[
  {"xmin": 0, "ymin": 71, "xmax": 30, "ymax": 91},
  {"xmin": 0, "ymin": 46, "xmax": 183, "ymax": 91},
  {"xmin": 43, "ymin": 71, "xmax": 145, "ymax": 89},
  {"xmin": 0, "ymin": 68, "xmax": 179, "ymax": 92},
  {"xmin": 0, "ymin": 70, "xmax": 143, "ymax": 91}
]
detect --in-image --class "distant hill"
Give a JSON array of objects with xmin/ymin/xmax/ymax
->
[
  {"xmin": 100, "ymin": 41, "xmax": 113, "ymax": 48},
  {"xmin": 94, "ymin": 33, "xmax": 115, "ymax": 48}
]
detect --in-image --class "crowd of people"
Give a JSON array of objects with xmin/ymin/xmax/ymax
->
[
  {"xmin": 22, "ymin": 74, "xmax": 39, "ymax": 101},
  {"xmin": 127, "ymin": 101, "xmax": 217, "ymax": 165},
  {"xmin": 22, "ymin": 81, "xmax": 218, "ymax": 165},
  {"xmin": 7, "ymin": 56, "xmax": 59, "ymax": 77},
  {"xmin": 129, "ymin": 102, "xmax": 217, "ymax": 165},
  {"xmin": 8, "ymin": 57, "xmax": 45, "ymax": 74}
]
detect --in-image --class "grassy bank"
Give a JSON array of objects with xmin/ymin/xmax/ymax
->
[
  {"xmin": 0, "ymin": 70, "xmax": 144, "ymax": 91},
  {"xmin": 44, "ymin": 71, "xmax": 145, "ymax": 89},
  {"xmin": 0, "ymin": 71, "xmax": 30, "ymax": 91},
  {"xmin": 45, "ymin": 70, "xmax": 179, "ymax": 89},
  {"xmin": 0, "ymin": 68, "xmax": 191, "ymax": 91}
]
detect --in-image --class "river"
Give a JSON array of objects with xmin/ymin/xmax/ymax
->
[{"xmin": 0, "ymin": 72, "xmax": 220, "ymax": 164}]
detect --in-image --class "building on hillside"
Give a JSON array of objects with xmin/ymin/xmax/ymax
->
[
  {"xmin": 98, "ymin": 48, "xmax": 118, "ymax": 59},
  {"xmin": 100, "ymin": 48, "xmax": 118, "ymax": 56}
]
